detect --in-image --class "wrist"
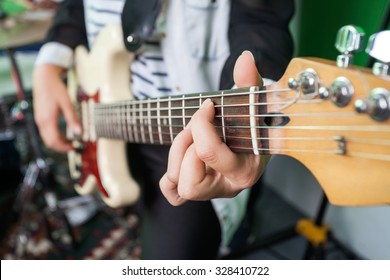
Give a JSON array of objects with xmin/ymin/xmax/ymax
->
[{"xmin": 34, "ymin": 42, "xmax": 74, "ymax": 69}]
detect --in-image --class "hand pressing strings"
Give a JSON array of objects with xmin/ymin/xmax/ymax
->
[{"xmin": 159, "ymin": 50, "xmax": 270, "ymax": 206}]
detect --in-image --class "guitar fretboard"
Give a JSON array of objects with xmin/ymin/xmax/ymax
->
[{"xmin": 92, "ymin": 86, "xmax": 269, "ymax": 154}]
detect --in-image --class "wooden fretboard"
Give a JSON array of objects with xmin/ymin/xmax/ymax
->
[{"xmin": 92, "ymin": 86, "xmax": 270, "ymax": 154}]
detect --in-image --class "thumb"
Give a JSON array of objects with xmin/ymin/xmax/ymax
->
[{"xmin": 233, "ymin": 50, "xmax": 263, "ymax": 88}]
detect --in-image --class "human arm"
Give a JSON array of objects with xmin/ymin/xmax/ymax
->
[{"xmin": 32, "ymin": 0, "xmax": 87, "ymax": 152}]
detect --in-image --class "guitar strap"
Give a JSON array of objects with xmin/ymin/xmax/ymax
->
[{"xmin": 121, "ymin": 0, "xmax": 164, "ymax": 52}]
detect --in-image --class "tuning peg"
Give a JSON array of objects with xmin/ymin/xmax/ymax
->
[
  {"xmin": 355, "ymin": 88, "xmax": 390, "ymax": 122},
  {"xmin": 366, "ymin": 30, "xmax": 390, "ymax": 76},
  {"xmin": 335, "ymin": 25, "xmax": 365, "ymax": 68}
]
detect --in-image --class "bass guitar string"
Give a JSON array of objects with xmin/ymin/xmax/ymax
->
[{"xmin": 83, "ymin": 86, "xmax": 390, "ymax": 160}]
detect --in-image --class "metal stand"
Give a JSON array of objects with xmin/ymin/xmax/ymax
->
[
  {"xmin": 5, "ymin": 47, "xmax": 77, "ymax": 258},
  {"xmin": 224, "ymin": 189, "xmax": 359, "ymax": 260}
]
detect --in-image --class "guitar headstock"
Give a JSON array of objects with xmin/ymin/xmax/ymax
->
[
  {"xmin": 274, "ymin": 25, "xmax": 390, "ymax": 124},
  {"xmin": 265, "ymin": 26, "xmax": 390, "ymax": 206}
]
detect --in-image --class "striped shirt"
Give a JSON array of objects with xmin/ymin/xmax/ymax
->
[{"xmin": 82, "ymin": 0, "xmax": 172, "ymax": 100}]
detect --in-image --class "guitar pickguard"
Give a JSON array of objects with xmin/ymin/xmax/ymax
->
[{"xmin": 67, "ymin": 24, "xmax": 140, "ymax": 207}]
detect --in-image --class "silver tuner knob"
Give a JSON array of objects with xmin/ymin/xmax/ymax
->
[
  {"xmin": 288, "ymin": 68, "xmax": 319, "ymax": 98},
  {"xmin": 335, "ymin": 25, "xmax": 365, "ymax": 68},
  {"xmin": 330, "ymin": 77, "xmax": 354, "ymax": 107},
  {"xmin": 355, "ymin": 88, "xmax": 390, "ymax": 121},
  {"xmin": 366, "ymin": 30, "xmax": 390, "ymax": 76}
]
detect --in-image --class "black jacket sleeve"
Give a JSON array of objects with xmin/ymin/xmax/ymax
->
[
  {"xmin": 44, "ymin": 0, "xmax": 88, "ymax": 49},
  {"xmin": 219, "ymin": 0, "xmax": 295, "ymax": 89}
]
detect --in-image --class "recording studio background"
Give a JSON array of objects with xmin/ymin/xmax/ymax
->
[
  {"xmin": 1, "ymin": 0, "xmax": 390, "ymax": 259},
  {"xmin": 265, "ymin": 0, "xmax": 390, "ymax": 259}
]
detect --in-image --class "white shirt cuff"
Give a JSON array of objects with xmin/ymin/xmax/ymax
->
[{"xmin": 34, "ymin": 42, "xmax": 74, "ymax": 69}]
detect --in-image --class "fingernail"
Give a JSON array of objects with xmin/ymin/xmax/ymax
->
[
  {"xmin": 200, "ymin": 98, "xmax": 212, "ymax": 109},
  {"xmin": 242, "ymin": 50, "xmax": 255, "ymax": 62}
]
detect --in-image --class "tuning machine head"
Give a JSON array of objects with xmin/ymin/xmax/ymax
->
[
  {"xmin": 335, "ymin": 25, "xmax": 365, "ymax": 68},
  {"xmin": 288, "ymin": 68, "xmax": 320, "ymax": 98},
  {"xmin": 355, "ymin": 88, "xmax": 390, "ymax": 121},
  {"xmin": 366, "ymin": 30, "xmax": 390, "ymax": 76}
]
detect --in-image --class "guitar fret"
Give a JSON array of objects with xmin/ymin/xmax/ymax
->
[
  {"xmin": 159, "ymin": 98, "xmax": 170, "ymax": 143},
  {"xmin": 103, "ymin": 107, "xmax": 105, "ymax": 137},
  {"xmin": 221, "ymin": 91, "xmax": 227, "ymax": 143},
  {"xmin": 122, "ymin": 104, "xmax": 128, "ymax": 142},
  {"xmin": 114, "ymin": 105, "xmax": 121, "ymax": 139},
  {"xmin": 98, "ymin": 107, "xmax": 101, "ymax": 138},
  {"xmin": 100, "ymin": 106, "xmax": 103, "ymax": 138},
  {"xmin": 139, "ymin": 102, "xmax": 146, "ymax": 143},
  {"xmin": 123, "ymin": 104, "xmax": 127, "ymax": 141},
  {"xmin": 119, "ymin": 104, "xmax": 123, "ymax": 139},
  {"xmin": 107, "ymin": 107, "xmax": 114, "ymax": 138},
  {"xmin": 112, "ymin": 105, "xmax": 116, "ymax": 138},
  {"xmin": 182, "ymin": 95, "xmax": 186, "ymax": 128},
  {"xmin": 249, "ymin": 87, "xmax": 259, "ymax": 155},
  {"xmin": 110, "ymin": 105, "xmax": 114, "ymax": 139},
  {"xmin": 132, "ymin": 102, "xmax": 139, "ymax": 143},
  {"xmin": 127, "ymin": 103, "xmax": 134, "ymax": 142},
  {"xmin": 147, "ymin": 100, "xmax": 154, "ymax": 144},
  {"xmin": 116, "ymin": 105, "xmax": 120, "ymax": 139},
  {"xmin": 103, "ymin": 107, "xmax": 110, "ymax": 137},
  {"xmin": 157, "ymin": 98, "xmax": 163, "ymax": 144},
  {"xmin": 168, "ymin": 96, "xmax": 173, "ymax": 142},
  {"xmin": 101, "ymin": 106, "xmax": 104, "ymax": 138},
  {"xmin": 107, "ymin": 105, "xmax": 111, "ymax": 138},
  {"xmin": 111, "ymin": 105, "xmax": 115, "ymax": 138}
]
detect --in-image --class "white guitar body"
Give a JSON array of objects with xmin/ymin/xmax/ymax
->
[{"xmin": 67, "ymin": 25, "xmax": 140, "ymax": 207}]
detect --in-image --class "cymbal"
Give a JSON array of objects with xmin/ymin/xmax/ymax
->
[{"xmin": 0, "ymin": 10, "xmax": 54, "ymax": 49}]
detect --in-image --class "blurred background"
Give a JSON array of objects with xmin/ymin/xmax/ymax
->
[
  {"xmin": 0, "ymin": 0, "xmax": 389, "ymax": 260},
  {"xmin": 263, "ymin": 0, "xmax": 390, "ymax": 260}
]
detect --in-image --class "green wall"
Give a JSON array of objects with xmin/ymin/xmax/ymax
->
[{"xmin": 291, "ymin": 0, "xmax": 390, "ymax": 66}]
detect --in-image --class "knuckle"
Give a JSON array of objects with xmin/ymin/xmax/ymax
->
[
  {"xmin": 165, "ymin": 171, "xmax": 178, "ymax": 186},
  {"xmin": 233, "ymin": 172, "xmax": 258, "ymax": 189},
  {"xmin": 169, "ymin": 200, "xmax": 182, "ymax": 207},
  {"xmin": 196, "ymin": 146, "xmax": 218, "ymax": 164},
  {"xmin": 178, "ymin": 184, "xmax": 200, "ymax": 200},
  {"xmin": 159, "ymin": 174, "xmax": 177, "ymax": 194}
]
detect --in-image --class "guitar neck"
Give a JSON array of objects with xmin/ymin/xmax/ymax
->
[
  {"xmin": 72, "ymin": 29, "xmax": 390, "ymax": 206},
  {"xmin": 92, "ymin": 86, "xmax": 270, "ymax": 154}
]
